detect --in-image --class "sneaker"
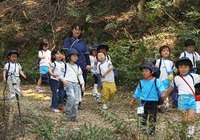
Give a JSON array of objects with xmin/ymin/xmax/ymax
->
[
  {"xmin": 96, "ymin": 93, "xmax": 102, "ymax": 103},
  {"xmin": 106, "ymin": 102, "xmax": 112, "ymax": 108},
  {"xmin": 36, "ymin": 86, "xmax": 44, "ymax": 93},
  {"xmin": 51, "ymin": 109, "xmax": 60, "ymax": 113},
  {"xmin": 102, "ymin": 104, "xmax": 108, "ymax": 110},
  {"xmin": 92, "ymin": 91, "xmax": 97, "ymax": 97},
  {"xmin": 187, "ymin": 126, "xmax": 195, "ymax": 138},
  {"xmin": 58, "ymin": 106, "xmax": 64, "ymax": 111},
  {"xmin": 70, "ymin": 116, "xmax": 78, "ymax": 122}
]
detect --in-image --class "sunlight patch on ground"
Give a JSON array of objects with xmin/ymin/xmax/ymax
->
[{"xmin": 22, "ymin": 89, "xmax": 50, "ymax": 101}]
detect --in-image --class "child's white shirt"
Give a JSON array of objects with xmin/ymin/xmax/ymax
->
[
  {"xmin": 179, "ymin": 51, "xmax": 200, "ymax": 68},
  {"xmin": 156, "ymin": 58, "xmax": 174, "ymax": 81},
  {"xmin": 50, "ymin": 61, "xmax": 66, "ymax": 81},
  {"xmin": 173, "ymin": 73, "xmax": 200, "ymax": 95},
  {"xmin": 89, "ymin": 55, "xmax": 97, "ymax": 68},
  {"xmin": 38, "ymin": 50, "xmax": 51, "ymax": 67},
  {"xmin": 61, "ymin": 63, "xmax": 84, "ymax": 85},
  {"xmin": 96, "ymin": 60, "xmax": 115, "ymax": 82},
  {"xmin": 4, "ymin": 62, "xmax": 22, "ymax": 76}
]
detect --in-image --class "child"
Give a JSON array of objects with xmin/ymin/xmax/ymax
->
[
  {"xmin": 3, "ymin": 50, "xmax": 26, "ymax": 101},
  {"xmin": 165, "ymin": 57, "xmax": 200, "ymax": 138},
  {"xmin": 36, "ymin": 38, "xmax": 51, "ymax": 92},
  {"xmin": 155, "ymin": 45, "xmax": 175, "ymax": 108},
  {"xmin": 179, "ymin": 39, "xmax": 200, "ymax": 73},
  {"xmin": 96, "ymin": 43, "xmax": 111, "ymax": 103},
  {"xmin": 89, "ymin": 44, "xmax": 98, "ymax": 96},
  {"xmin": 60, "ymin": 48, "xmax": 85, "ymax": 122},
  {"xmin": 129, "ymin": 61, "xmax": 166, "ymax": 136},
  {"xmin": 49, "ymin": 48, "xmax": 66, "ymax": 113},
  {"xmin": 93, "ymin": 52, "xmax": 116, "ymax": 110}
]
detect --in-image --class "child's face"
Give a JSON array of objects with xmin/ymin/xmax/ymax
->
[
  {"xmin": 99, "ymin": 48, "xmax": 107, "ymax": 54},
  {"xmin": 178, "ymin": 65, "xmax": 190, "ymax": 75},
  {"xmin": 9, "ymin": 54, "xmax": 18, "ymax": 62},
  {"xmin": 54, "ymin": 51, "xmax": 62, "ymax": 61},
  {"xmin": 92, "ymin": 50, "xmax": 97, "ymax": 56},
  {"xmin": 43, "ymin": 45, "xmax": 49, "ymax": 51},
  {"xmin": 142, "ymin": 68, "xmax": 153, "ymax": 79},
  {"xmin": 161, "ymin": 48, "xmax": 170, "ymax": 58},
  {"xmin": 68, "ymin": 54, "xmax": 78, "ymax": 63},
  {"xmin": 186, "ymin": 45, "xmax": 195, "ymax": 53},
  {"xmin": 97, "ymin": 52, "xmax": 106, "ymax": 62},
  {"xmin": 61, "ymin": 53, "xmax": 65, "ymax": 61}
]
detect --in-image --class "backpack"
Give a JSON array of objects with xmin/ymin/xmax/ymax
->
[
  {"xmin": 153, "ymin": 67, "xmax": 161, "ymax": 79},
  {"xmin": 139, "ymin": 78, "xmax": 164, "ymax": 105},
  {"xmin": 172, "ymin": 74, "xmax": 194, "ymax": 107}
]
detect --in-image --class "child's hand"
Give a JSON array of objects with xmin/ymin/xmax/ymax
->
[
  {"xmin": 63, "ymin": 80, "xmax": 68, "ymax": 87},
  {"xmin": 102, "ymin": 74, "xmax": 106, "ymax": 78},
  {"xmin": 81, "ymin": 84, "xmax": 85, "ymax": 92},
  {"xmin": 161, "ymin": 93, "xmax": 167, "ymax": 99},
  {"xmin": 52, "ymin": 73, "xmax": 58, "ymax": 78},
  {"xmin": 86, "ymin": 65, "xmax": 91, "ymax": 71},
  {"xmin": 129, "ymin": 98, "xmax": 136, "ymax": 106}
]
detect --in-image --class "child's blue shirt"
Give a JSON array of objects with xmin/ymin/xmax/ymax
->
[{"xmin": 133, "ymin": 78, "xmax": 165, "ymax": 101}]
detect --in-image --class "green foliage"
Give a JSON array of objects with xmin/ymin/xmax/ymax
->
[
  {"xmin": 66, "ymin": 124, "xmax": 116, "ymax": 140},
  {"xmin": 21, "ymin": 102, "xmax": 57, "ymax": 140},
  {"xmin": 39, "ymin": 23, "xmax": 52, "ymax": 38}
]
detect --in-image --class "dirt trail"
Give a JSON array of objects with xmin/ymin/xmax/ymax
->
[{"xmin": 1, "ymin": 84, "xmax": 200, "ymax": 140}]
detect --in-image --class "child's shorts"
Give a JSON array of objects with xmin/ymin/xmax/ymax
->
[
  {"xmin": 97, "ymin": 74, "xmax": 102, "ymax": 87},
  {"xmin": 40, "ymin": 66, "xmax": 49, "ymax": 74},
  {"xmin": 178, "ymin": 94, "xmax": 196, "ymax": 110},
  {"xmin": 162, "ymin": 79, "xmax": 170, "ymax": 89}
]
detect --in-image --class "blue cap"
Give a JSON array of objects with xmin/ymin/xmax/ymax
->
[
  {"xmin": 141, "ymin": 61, "xmax": 155, "ymax": 72},
  {"xmin": 7, "ymin": 50, "xmax": 19, "ymax": 58},
  {"xmin": 66, "ymin": 48, "xmax": 79, "ymax": 57},
  {"xmin": 175, "ymin": 57, "xmax": 192, "ymax": 68},
  {"xmin": 97, "ymin": 43, "xmax": 109, "ymax": 52}
]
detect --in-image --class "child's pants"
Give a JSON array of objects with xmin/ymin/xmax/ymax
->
[
  {"xmin": 141, "ymin": 101, "xmax": 158, "ymax": 134},
  {"xmin": 7, "ymin": 76, "xmax": 20, "ymax": 99},
  {"xmin": 49, "ymin": 79, "xmax": 59, "ymax": 109},
  {"xmin": 65, "ymin": 82, "xmax": 80, "ymax": 118},
  {"xmin": 101, "ymin": 82, "xmax": 116, "ymax": 104}
]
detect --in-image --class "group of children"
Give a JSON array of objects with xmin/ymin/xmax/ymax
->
[
  {"xmin": 3, "ymin": 38, "xmax": 116, "ymax": 122},
  {"xmin": 3, "ymin": 37, "xmax": 199, "ymax": 137},
  {"xmin": 130, "ymin": 39, "xmax": 200, "ymax": 138}
]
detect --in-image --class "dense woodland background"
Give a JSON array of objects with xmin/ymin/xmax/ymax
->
[{"xmin": 0, "ymin": 0, "xmax": 200, "ymax": 88}]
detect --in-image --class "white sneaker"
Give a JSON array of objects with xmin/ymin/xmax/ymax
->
[
  {"xmin": 36, "ymin": 86, "xmax": 44, "ymax": 93},
  {"xmin": 106, "ymin": 102, "xmax": 112, "ymax": 108},
  {"xmin": 187, "ymin": 126, "xmax": 195, "ymax": 138},
  {"xmin": 51, "ymin": 109, "xmax": 60, "ymax": 113},
  {"xmin": 92, "ymin": 91, "xmax": 97, "ymax": 97},
  {"xmin": 96, "ymin": 93, "xmax": 102, "ymax": 103},
  {"xmin": 102, "ymin": 104, "xmax": 108, "ymax": 110}
]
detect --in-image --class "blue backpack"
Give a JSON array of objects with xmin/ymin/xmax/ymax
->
[{"xmin": 172, "ymin": 74, "xmax": 194, "ymax": 107}]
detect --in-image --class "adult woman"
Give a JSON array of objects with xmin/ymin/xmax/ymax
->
[{"xmin": 64, "ymin": 23, "xmax": 91, "ymax": 109}]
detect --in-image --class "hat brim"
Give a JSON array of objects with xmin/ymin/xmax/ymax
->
[
  {"xmin": 175, "ymin": 58, "xmax": 193, "ymax": 68},
  {"xmin": 140, "ymin": 65, "xmax": 154, "ymax": 71},
  {"xmin": 97, "ymin": 45, "xmax": 109, "ymax": 51},
  {"xmin": 7, "ymin": 52, "xmax": 19, "ymax": 58}
]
